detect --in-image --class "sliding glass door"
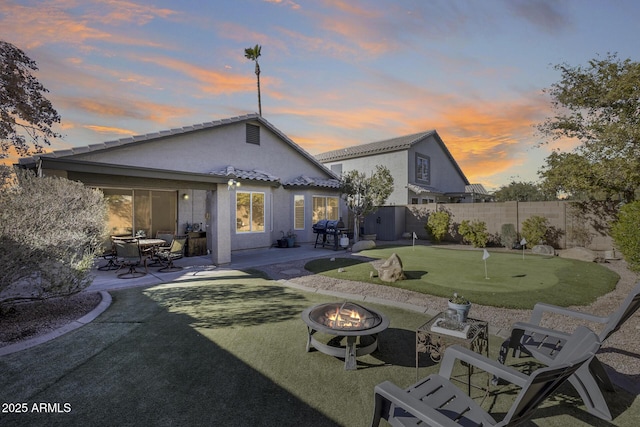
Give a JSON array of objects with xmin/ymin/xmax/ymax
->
[{"xmin": 101, "ymin": 188, "xmax": 177, "ymax": 237}]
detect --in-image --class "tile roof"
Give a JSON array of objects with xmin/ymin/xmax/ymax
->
[
  {"xmin": 209, "ymin": 166, "xmax": 279, "ymax": 183},
  {"xmin": 465, "ymin": 184, "xmax": 490, "ymax": 195},
  {"xmin": 283, "ymin": 175, "xmax": 341, "ymax": 188},
  {"xmin": 315, "ymin": 131, "xmax": 436, "ymax": 162},
  {"xmin": 406, "ymin": 183, "xmax": 445, "ymax": 195},
  {"xmin": 18, "ymin": 114, "xmax": 338, "ymax": 181}
]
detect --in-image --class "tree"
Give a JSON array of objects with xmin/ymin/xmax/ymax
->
[
  {"xmin": 340, "ymin": 165, "xmax": 393, "ymax": 242},
  {"xmin": 244, "ymin": 44, "xmax": 262, "ymax": 116},
  {"xmin": 0, "ymin": 171, "xmax": 107, "ymax": 308},
  {"xmin": 0, "ymin": 40, "xmax": 61, "ymax": 160},
  {"xmin": 493, "ymin": 180, "xmax": 551, "ymax": 202},
  {"xmin": 537, "ymin": 53, "xmax": 640, "ymax": 202},
  {"xmin": 611, "ymin": 200, "xmax": 640, "ymax": 272}
]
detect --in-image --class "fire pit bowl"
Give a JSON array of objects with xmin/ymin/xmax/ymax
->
[{"xmin": 301, "ymin": 302, "xmax": 390, "ymax": 370}]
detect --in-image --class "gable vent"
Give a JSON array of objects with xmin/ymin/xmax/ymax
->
[{"xmin": 246, "ymin": 123, "xmax": 260, "ymax": 145}]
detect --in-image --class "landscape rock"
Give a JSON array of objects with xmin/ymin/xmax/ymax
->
[
  {"xmin": 558, "ymin": 246, "xmax": 597, "ymax": 262},
  {"xmin": 532, "ymin": 245, "xmax": 555, "ymax": 256},
  {"xmin": 352, "ymin": 240, "xmax": 376, "ymax": 253},
  {"xmin": 376, "ymin": 252, "xmax": 406, "ymax": 283}
]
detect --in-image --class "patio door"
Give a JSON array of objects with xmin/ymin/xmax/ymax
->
[{"xmin": 102, "ymin": 188, "xmax": 177, "ymax": 237}]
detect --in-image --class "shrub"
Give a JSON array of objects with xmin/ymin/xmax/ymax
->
[
  {"xmin": 500, "ymin": 223, "xmax": 517, "ymax": 248},
  {"xmin": 611, "ymin": 201, "xmax": 640, "ymax": 272},
  {"xmin": 521, "ymin": 215, "xmax": 549, "ymax": 245},
  {"xmin": 0, "ymin": 171, "xmax": 108, "ymax": 307},
  {"xmin": 458, "ymin": 219, "xmax": 489, "ymax": 248},
  {"xmin": 425, "ymin": 210, "xmax": 450, "ymax": 242}
]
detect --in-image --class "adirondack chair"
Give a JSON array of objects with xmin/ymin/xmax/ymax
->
[
  {"xmin": 114, "ymin": 239, "xmax": 147, "ymax": 279},
  {"xmin": 501, "ymin": 281, "xmax": 640, "ymax": 421},
  {"xmin": 371, "ymin": 326, "xmax": 600, "ymax": 427},
  {"xmin": 156, "ymin": 236, "xmax": 187, "ymax": 272}
]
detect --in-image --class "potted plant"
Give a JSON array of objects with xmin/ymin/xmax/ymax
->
[
  {"xmin": 448, "ymin": 292, "xmax": 471, "ymax": 323},
  {"xmin": 286, "ymin": 230, "xmax": 297, "ymax": 248}
]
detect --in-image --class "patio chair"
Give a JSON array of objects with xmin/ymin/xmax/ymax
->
[
  {"xmin": 114, "ymin": 239, "xmax": 147, "ymax": 279},
  {"xmin": 97, "ymin": 238, "xmax": 120, "ymax": 271},
  {"xmin": 156, "ymin": 236, "xmax": 187, "ymax": 272},
  {"xmin": 146, "ymin": 231, "xmax": 175, "ymax": 266},
  {"xmin": 371, "ymin": 326, "xmax": 600, "ymax": 427},
  {"xmin": 500, "ymin": 281, "xmax": 640, "ymax": 421}
]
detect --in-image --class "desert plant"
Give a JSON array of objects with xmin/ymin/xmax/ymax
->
[
  {"xmin": 521, "ymin": 215, "xmax": 549, "ymax": 245},
  {"xmin": 425, "ymin": 210, "xmax": 450, "ymax": 242},
  {"xmin": 500, "ymin": 223, "xmax": 518, "ymax": 248},
  {"xmin": 458, "ymin": 219, "xmax": 489, "ymax": 248},
  {"xmin": 611, "ymin": 201, "xmax": 640, "ymax": 272},
  {"xmin": 0, "ymin": 171, "xmax": 108, "ymax": 308}
]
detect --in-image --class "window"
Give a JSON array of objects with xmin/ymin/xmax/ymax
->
[
  {"xmin": 330, "ymin": 164, "xmax": 342, "ymax": 176},
  {"xmin": 294, "ymin": 195, "xmax": 305, "ymax": 230},
  {"xmin": 236, "ymin": 191, "xmax": 265, "ymax": 232},
  {"xmin": 411, "ymin": 198, "xmax": 418, "ymax": 204},
  {"xmin": 101, "ymin": 188, "xmax": 176, "ymax": 237},
  {"xmin": 416, "ymin": 154, "xmax": 430, "ymax": 184},
  {"xmin": 312, "ymin": 196, "xmax": 339, "ymax": 223},
  {"xmin": 246, "ymin": 123, "xmax": 260, "ymax": 145}
]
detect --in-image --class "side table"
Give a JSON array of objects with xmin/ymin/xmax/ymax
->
[{"xmin": 416, "ymin": 312, "xmax": 489, "ymax": 394}]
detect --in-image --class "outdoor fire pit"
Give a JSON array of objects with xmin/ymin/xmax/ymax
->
[{"xmin": 301, "ymin": 302, "xmax": 390, "ymax": 370}]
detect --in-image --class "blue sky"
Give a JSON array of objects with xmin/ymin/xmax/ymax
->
[{"xmin": 1, "ymin": 0, "xmax": 638, "ymax": 190}]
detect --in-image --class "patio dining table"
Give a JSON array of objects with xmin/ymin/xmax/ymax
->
[{"xmin": 136, "ymin": 238, "xmax": 169, "ymax": 265}]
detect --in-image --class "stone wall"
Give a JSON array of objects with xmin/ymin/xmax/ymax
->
[{"xmin": 374, "ymin": 201, "xmax": 615, "ymax": 251}]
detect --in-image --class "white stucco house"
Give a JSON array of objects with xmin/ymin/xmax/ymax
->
[
  {"xmin": 17, "ymin": 114, "xmax": 342, "ymax": 265},
  {"xmin": 316, "ymin": 130, "xmax": 475, "ymax": 205}
]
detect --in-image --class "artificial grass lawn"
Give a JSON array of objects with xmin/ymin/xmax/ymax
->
[
  {"xmin": 0, "ymin": 270, "xmax": 637, "ymax": 426},
  {"xmin": 306, "ymin": 246, "xmax": 620, "ymax": 309}
]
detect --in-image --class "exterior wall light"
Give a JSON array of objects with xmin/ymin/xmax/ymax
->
[
  {"xmin": 182, "ymin": 193, "xmax": 190, "ymax": 200},
  {"xmin": 227, "ymin": 179, "xmax": 241, "ymax": 191}
]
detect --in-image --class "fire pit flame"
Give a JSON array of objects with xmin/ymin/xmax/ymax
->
[{"xmin": 310, "ymin": 302, "xmax": 381, "ymax": 331}]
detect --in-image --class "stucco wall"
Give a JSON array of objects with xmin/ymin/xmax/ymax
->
[
  {"xmin": 322, "ymin": 151, "xmax": 408, "ymax": 205},
  {"xmin": 407, "ymin": 138, "xmax": 467, "ymax": 194},
  {"xmin": 70, "ymin": 121, "xmax": 329, "ymax": 183},
  {"xmin": 369, "ymin": 201, "xmax": 615, "ymax": 251}
]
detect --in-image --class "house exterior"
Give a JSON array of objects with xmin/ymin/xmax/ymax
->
[
  {"xmin": 17, "ymin": 114, "xmax": 341, "ymax": 265},
  {"xmin": 316, "ymin": 130, "xmax": 474, "ymax": 205}
]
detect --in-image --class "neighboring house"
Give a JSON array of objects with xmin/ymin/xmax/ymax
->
[
  {"xmin": 316, "ymin": 130, "xmax": 474, "ymax": 205},
  {"xmin": 17, "ymin": 114, "xmax": 341, "ymax": 265}
]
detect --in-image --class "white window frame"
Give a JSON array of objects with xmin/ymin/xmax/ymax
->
[
  {"xmin": 294, "ymin": 194, "xmax": 305, "ymax": 230},
  {"xmin": 235, "ymin": 191, "xmax": 265, "ymax": 233}
]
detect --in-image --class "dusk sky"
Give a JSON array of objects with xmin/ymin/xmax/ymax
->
[{"xmin": 1, "ymin": 0, "xmax": 638, "ymax": 191}]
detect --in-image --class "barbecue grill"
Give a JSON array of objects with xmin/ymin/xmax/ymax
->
[{"xmin": 312, "ymin": 219, "xmax": 346, "ymax": 250}]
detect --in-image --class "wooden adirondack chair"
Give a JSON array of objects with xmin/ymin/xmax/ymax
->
[
  {"xmin": 371, "ymin": 326, "xmax": 600, "ymax": 427},
  {"xmin": 501, "ymin": 281, "xmax": 640, "ymax": 421}
]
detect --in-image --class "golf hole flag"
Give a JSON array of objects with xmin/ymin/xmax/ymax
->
[{"xmin": 482, "ymin": 249, "xmax": 490, "ymax": 279}]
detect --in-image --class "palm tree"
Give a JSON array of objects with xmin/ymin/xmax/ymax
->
[{"xmin": 244, "ymin": 44, "xmax": 262, "ymax": 116}]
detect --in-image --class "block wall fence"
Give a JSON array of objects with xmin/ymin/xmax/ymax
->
[{"xmin": 366, "ymin": 201, "xmax": 615, "ymax": 252}]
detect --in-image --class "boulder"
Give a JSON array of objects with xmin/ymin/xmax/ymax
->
[
  {"xmin": 558, "ymin": 246, "xmax": 597, "ymax": 262},
  {"xmin": 376, "ymin": 252, "xmax": 406, "ymax": 283},
  {"xmin": 532, "ymin": 244, "xmax": 555, "ymax": 256},
  {"xmin": 352, "ymin": 239, "xmax": 376, "ymax": 253}
]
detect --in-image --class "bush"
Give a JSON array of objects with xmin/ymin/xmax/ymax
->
[
  {"xmin": 0, "ymin": 171, "xmax": 107, "ymax": 307},
  {"xmin": 611, "ymin": 201, "xmax": 640, "ymax": 272},
  {"xmin": 458, "ymin": 220, "xmax": 489, "ymax": 248},
  {"xmin": 500, "ymin": 224, "xmax": 517, "ymax": 248},
  {"xmin": 521, "ymin": 215, "xmax": 549, "ymax": 245},
  {"xmin": 425, "ymin": 210, "xmax": 450, "ymax": 242}
]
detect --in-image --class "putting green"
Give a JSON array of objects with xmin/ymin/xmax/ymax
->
[{"xmin": 306, "ymin": 246, "xmax": 619, "ymax": 309}]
